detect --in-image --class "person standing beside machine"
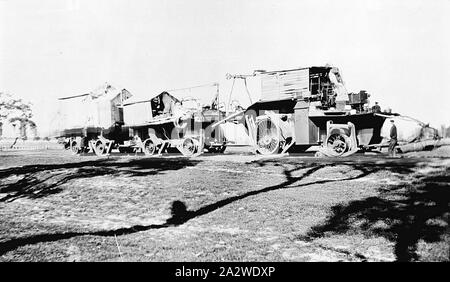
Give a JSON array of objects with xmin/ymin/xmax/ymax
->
[{"xmin": 388, "ymin": 119, "xmax": 398, "ymax": 157}]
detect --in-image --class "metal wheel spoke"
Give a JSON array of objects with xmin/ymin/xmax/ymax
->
[
  {"xmin": 144, "ymin": 139, "xmax": 155, "ymax": 156},
  {"xmin": 95, "ymin": 140, "xmax": 107, "ymax": 156},
  {"xmin": 181, "ymin": 138, "xmax": 198, "ymax": 157},
  {"xmin": 326, "ymin": 134, "xmax": 348, "ymax": 155},
  {"xmin": 256, "ymin": 117, "xmax": 281, "ymax": 155}
]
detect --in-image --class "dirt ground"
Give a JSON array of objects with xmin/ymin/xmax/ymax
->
[{"xmin": 0, "ymin": 147, "xmax": 449, "ymax": 262}]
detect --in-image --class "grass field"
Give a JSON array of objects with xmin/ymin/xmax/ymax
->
[{"xmin": 0, "ymin": 148, "xmax": 449, "ymax": 261}]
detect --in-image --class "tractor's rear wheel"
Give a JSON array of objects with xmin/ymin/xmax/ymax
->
[{"xmin": 256, "ymin": 117, "xmax": 281, "ymax": 155}]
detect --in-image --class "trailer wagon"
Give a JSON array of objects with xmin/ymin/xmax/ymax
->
[{"xmin": 56, "ymin": 83, "xmax": 132, "ymax": 155}]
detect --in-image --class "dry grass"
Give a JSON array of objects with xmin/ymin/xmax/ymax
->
[
  {"xmin": 0, "ymin": 149, "xmax": 448, "ymax": 261},
  {"xmin": 404, "ymin": 145, "xmax": 450, "ymax": 158}
]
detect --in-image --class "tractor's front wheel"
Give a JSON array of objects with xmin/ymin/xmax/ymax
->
[
  {"xmin": 143, "ymin": 139, "xmax": 156, "ymax": 156},
  {"xmin": 326, "ymin": 133, "xmax": 350, "ymax": 156},
  {"xmin": 70, "ymin": 140, "xmax": 81, "ymax": 155},
  {"xmin": 93, "ymin": 139, "xmax": 108, "ymax": 156},
  {"xmin": 180, "ymin": 137, "xmax": 199, "ymax": 157}
]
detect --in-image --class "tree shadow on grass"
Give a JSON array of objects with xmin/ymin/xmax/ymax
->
[
  {"xmin": 0, "ymin": 162, "xmax": 326, "ymax": 256},
  {"xmin": 168, "ymin": 159, "xmax": 421, "ymax": 225},
  {"xmin": 0, "ymin": 158, "xmax": 426, "ymax": 258},
  {"xmin": 299, "ymin": 166, "xmax": 450, "ymax": 261},
  {"xmin": 0, "ymin": 157, "xmax": 201, "ymax": 203}
]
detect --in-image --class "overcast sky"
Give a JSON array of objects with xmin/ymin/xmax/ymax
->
[{"xmin": 1, "ymin": 0, "xmax": 449, "ymax": 135}]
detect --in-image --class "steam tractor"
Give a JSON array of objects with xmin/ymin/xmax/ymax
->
[{"xmin": 240, "ymin": 66, "xmax": 391, "ymax": 156}]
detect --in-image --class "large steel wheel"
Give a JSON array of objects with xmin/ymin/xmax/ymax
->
[
  {"xmin": 143, "ymin": 139, "xmax": 156, "ymax": 156},
  {"xmin": 180, "ymin": 137, "xmax": 198, "ymax": 157},
  {"xmin": 94, "ymin": 140, "xmax": 107, "ymax": 156},
  {"xmin": 256, "ymin": 117, "xmax": 281, "ymax": 155},
  {"xmin": 70, "ymin": 140, "xmax": 80, "ymax": 155},
  {"xmin": 326, "ymin": 133, "xmax": 349, "ymax": 156}
]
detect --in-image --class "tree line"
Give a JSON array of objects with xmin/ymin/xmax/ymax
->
[{"xmin": 0, "ymin": 91, "xmax": 36, "ymax": 141}]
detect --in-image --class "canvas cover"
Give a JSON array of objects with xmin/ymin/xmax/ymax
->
[
  {"xmin": 56, "ymin": 83, "xmax": 132, "ymax": 133},
  {"xmin": 380, "ymin": 116, "xmax": 423, "ymax": 143}
]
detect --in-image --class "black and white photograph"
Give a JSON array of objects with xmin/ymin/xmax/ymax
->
[{"xmin": 0, "ymin": 0, "xmax": 449, "ymax": 269}]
